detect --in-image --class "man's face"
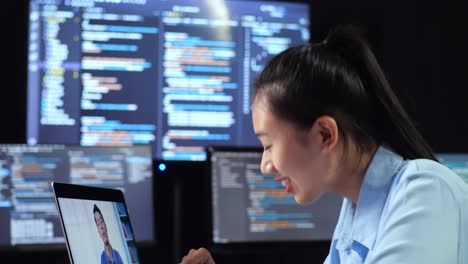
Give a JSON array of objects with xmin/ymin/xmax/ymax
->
[{"xmin": 94, "ymin": 211, "xmax": 109, "ymax": 245}]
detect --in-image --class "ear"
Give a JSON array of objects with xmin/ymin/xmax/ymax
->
[{"xmin": 310, "ymin": 115, "xmax": 339, "ymax": 151}]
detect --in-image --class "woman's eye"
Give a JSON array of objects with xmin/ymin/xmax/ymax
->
[{"xmin": 264, "ymin": 145, "xmax": 272, "ymax": 151}]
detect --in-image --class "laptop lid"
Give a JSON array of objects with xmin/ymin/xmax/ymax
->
[{"xmin": 52, "ymin": 182, "xmax": 140, "ymax": 264}]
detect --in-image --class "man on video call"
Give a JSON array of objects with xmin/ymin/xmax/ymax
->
[{"xmin": 93, "ymin": 204, "xmax": 124, "ymax": 264}]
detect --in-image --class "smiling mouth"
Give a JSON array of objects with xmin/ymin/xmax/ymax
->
[
  {"xmin": 277, "ymin": 178, "xmax": 292, "ymax": 193},
  {"xmin": 281, "ymin": 179, "xmax": 287, "ymax": 186}
]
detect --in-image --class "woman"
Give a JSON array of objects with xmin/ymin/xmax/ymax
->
[{"xmin": 181, "ymin": 25, "xmax": 468, "ymax": 264}]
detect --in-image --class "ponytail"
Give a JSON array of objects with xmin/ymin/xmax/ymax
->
[
  {"xmin": 324, "ymin": 25, "xmax": 437, "ymax": 161},
  {"xmin": 255, "ymin": 24, "xmax": 438, "ymax": 161}
]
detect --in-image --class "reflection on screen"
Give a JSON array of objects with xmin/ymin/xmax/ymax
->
[
  {"xmin": 0, "ymin": 144, "xmax": 153, "ymax": 247},
  {"xmin": 210, "ymin": 149, "xmax": 341, "ymax": 243},
  {"xmin": 27, "ymin": 0, "xmax": 310, "ymax": 160},
  {"xmin": 58, "ymin": 198, "xmax": 139, "ymax": 264}
]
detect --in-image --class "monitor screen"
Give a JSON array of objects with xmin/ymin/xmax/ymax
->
[
  {"xmin": 26, "ymin": 0, "xmax": 310, "ymax": 161},
  {"xmin": 437, "ymin": 154, "xmax": 468, "ymax": 184},
  {"xmin": 0, "ymin": 144, "xmax": 154, "ymax": 247},
  {"xmin": 209, "ymin": 147, "xmax": 341, "ymax": 243}
]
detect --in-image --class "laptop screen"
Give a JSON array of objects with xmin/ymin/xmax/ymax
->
[{"xmin": 53, "ymin": 183, "xmax": 140, "ymax": 264}]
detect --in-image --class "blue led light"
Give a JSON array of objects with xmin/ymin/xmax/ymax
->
[{"xmin": 158, "ymin": 163, "xmax": 166, "ymax": 171}]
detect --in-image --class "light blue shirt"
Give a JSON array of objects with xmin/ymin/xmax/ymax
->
[{"xmin": 324, "ymin": 145, "xmax": 468, "ymax": 264}]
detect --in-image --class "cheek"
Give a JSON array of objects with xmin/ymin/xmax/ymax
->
[
  {"xmin": 272, "ymin": 145, "xmax": 304, "ymax": 175},
  {"xmin": 279, "ymin": 143, "xmax": 323, "ymax": 184}
]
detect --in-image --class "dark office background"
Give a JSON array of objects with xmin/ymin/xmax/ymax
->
[{"xmin": 1, "ymin": 0, "xmax": 467, "ymax": 263}]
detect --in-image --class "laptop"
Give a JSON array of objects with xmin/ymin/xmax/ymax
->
[{"xmin": 52, "ymin": 182, "xmax": 140, "ymax": 264}]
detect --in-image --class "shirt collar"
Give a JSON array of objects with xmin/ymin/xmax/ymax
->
[{"xmin": 336, "ymin": 144, "xmax": 404, "ymax": 250}]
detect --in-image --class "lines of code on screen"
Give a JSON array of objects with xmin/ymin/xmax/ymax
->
[
  {"xmin": 27, "ymin": 0, "xmax": 310, "ymax": 160},
  {"xmin": 0, "ymin": 144, "xmax": 153, "ymax": 247}
]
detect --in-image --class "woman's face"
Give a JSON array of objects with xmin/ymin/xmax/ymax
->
[{"xmin": 252, "ymin": 97, "xmax": 332, "ymax": 205}]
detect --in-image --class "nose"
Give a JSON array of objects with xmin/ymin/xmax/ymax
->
[{"xmin": 260, "ymin": 154, "xmax": 277, "ymax": 175}]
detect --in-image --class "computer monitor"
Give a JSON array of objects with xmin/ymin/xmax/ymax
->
[
  {"xmin": 208, "ymin": 147, "xmax": 341, "ymax": 243},
  {"xmin": 437, "ymin": 153, "xmax": 468, "ymax": 184},
  {"xmin": 26, "ymin": 0, "xmax": 310, "ymax": 161},
  {"xmin": 0, "ymin": 144, "xmax": 154, "ymax": 248}
]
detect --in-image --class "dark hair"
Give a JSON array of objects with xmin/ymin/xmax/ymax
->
[
  {"xmin": 93, "ymin": 204, "xmax": 104, "ymax": 223},
  {"xmin": 254, "ymin": 25, "xmax": 437, "ymax": 161}
]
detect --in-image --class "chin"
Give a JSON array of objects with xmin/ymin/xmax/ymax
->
[
  {"xmin": 294, "ymin": 193, "xmax": 321, "ymax": 205},
  {"xmin": 294, "ymin": 196, "xmax": 310, "ymax": 205}
]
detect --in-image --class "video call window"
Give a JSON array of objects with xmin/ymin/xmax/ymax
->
[{"xmin": 57, "ymin": 198, "xmax": 139, "ymax": 264}]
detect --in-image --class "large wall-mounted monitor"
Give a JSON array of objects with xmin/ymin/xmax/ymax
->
[
  {"xmin": 208, "ymin": 147, "xmax": 341, "ymax": 243},
  {"xmin": 26, "ymin": 0, "xmax": 310, "ymax": 161},
  {"xmin": 0, "ymin": 144, "xmax": 154, "ymax": 248}
]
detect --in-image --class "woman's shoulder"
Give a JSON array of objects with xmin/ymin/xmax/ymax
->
[
  {"xmin": 393, "ymin": 158, "xmax": 467, "ymax": 200},
  {"xmin": 402, "ymin": 158, "xmax": 460, "ymax": 179},
  {"xmin": 403, "ymin": 158, "xmax": 451, "ymax": 175},
  {"xmin": 373, "ymin": 158, "xmax": 468, "ymax": 264}
]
